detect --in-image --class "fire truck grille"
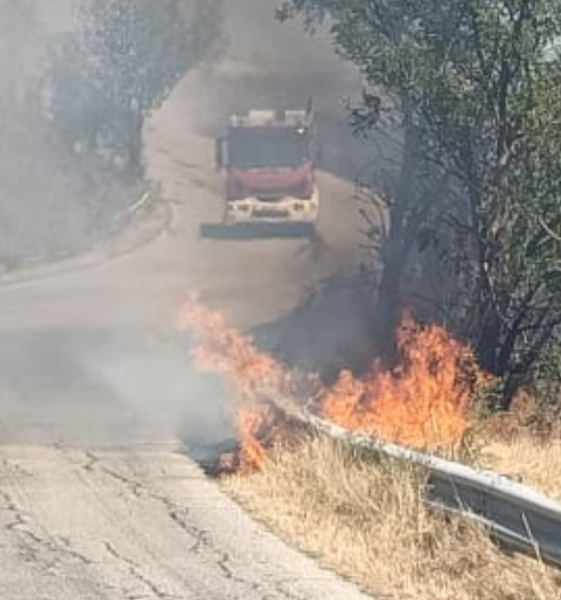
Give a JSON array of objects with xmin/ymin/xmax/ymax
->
[{"xmin": 251, "ymin": 208, "xmax": 290, "ymax": 219}]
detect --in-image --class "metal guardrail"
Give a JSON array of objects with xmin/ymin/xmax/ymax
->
[
  {"xmin": 107, "ymin": 187, "xmax": 155, "ymax": 233},
  {"xmin": 302, "ymin": 413, "xmax": 561, "ymax": 566}
]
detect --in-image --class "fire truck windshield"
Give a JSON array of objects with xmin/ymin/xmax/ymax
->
[{"xmin": 228, "ymin": 127, "xmax": 310, "ymax": 169}]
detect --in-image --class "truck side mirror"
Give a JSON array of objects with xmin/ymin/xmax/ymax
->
[
  {"xmin": 215, "ymin": 137, "xmax": 223, "ymax": 170},
  {"xmin": 306, "ymin": 96, "xmax": 315, "ymax": 120},
  {"xmin": 215, "ymin": 136, "xmax": 228, "ymax": 171}
]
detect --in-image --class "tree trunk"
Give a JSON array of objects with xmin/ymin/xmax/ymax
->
[
  {"xmin": 476, "ymin": 305, "xmax": 502, "ymax": 375},
  {"xmin": 372, "ymin": 97, "xmax": 417, "ymax": 365},
  {"xmin": 374, "ymin": 242, "xmax": 409, "ymax": 365}
]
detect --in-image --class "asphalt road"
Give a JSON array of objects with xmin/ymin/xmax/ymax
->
[{"xmin": 0, "ymin": 2, "xmax": 380, "ymax": 598}]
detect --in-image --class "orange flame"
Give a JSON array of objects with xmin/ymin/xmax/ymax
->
[
  {"xmin": 230, "ymin": 405, "xmax": 306, "ymax": 473},
  {"xmin": 236, "ymin": 409, "xmax": 268, "ymax": 472},
  {"xmin": 321, "ymin": 313, "xmax": 475, "ymax": 449},
  {"xmin": 176, "ymin": 299, "xmax": 478, "ymax": 471},
  {"xmin": 176, "ymin": 298, "xmax": 299, "ymax": 472},
  {"xmin": 176, "ymin": 297, "xmax": 286, "ymax": 401}
]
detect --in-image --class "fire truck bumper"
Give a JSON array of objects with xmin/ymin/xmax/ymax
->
[{"xmin": 223, "ymin": 185, "xmax": 319, "ymax": 227}]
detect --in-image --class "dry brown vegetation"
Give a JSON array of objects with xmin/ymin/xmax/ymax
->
[
  {"xmin": 224, "ymin": 436, "xmax": 561, "ymax": 600},
  {"xmin": 479, "ymin": 438, "xmax": 561, "ymax": 503},
  {"xmin": 470, "ymin": 394, "xmax": 561, "ymax": 502}
]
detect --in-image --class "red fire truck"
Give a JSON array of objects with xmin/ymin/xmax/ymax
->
[{"xmin": 215, "ymin": 99, "xmax": 319, "ymax": 235}]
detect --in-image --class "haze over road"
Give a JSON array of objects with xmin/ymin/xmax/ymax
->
[{"xmin": 0, "ymin": 2, "xmax": 377, "ymax": 598}]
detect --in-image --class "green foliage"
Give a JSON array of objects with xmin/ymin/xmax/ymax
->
[
  {"xmin": 281, "ymin": 0, "xmax": 561, "ymax": 408},
  {"xmin": 51, "ymin": 0, "xmax": 223, "ymax": 170}
]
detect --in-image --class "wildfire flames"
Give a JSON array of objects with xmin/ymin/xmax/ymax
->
[
  {"xmin": 175, "ymin": 298, "xmax": 290, "ymax": 400},
  {"xmin": 321, "ymin": 314, "xmax": 476, "ymax": 449},
  {"xmin": 176, "ymin": 298, "xmax": 310, "ymax": 473},
  {"xmin": 176, "ymin": 299, "xmax": 478, "ymax": 473}
]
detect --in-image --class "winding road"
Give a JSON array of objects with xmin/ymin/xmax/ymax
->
[{"xmin": 0, "ymin": 2, "xmax": 382, "ymax": 598}]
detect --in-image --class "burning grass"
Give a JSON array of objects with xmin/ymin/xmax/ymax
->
[
  {"xmin": 218, "ymin": 404, "xmax": 309, "ymax": 474},
  {"xmin": 224, "ymin": 436, "xmax": 561, "ymax": 600},
  {"xmin": 176, "ymin": 298, "xmax": 478, "ymax": 469},
  {"xmin": 175, "ymin": 297, "xmax": 318, "ymax": 472},
  {"xmin": 321, "ymin": 313, "xmax": 480, "ymax": 449},
  {"xmin": 176, "ymin": 297, "xmax": 561, "ymax": 499}
]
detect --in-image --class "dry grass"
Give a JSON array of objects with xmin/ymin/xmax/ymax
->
[
  {"xmin": 479, "ymin": 438, "xmax": 561, "ymax": 504},
  {"xmin": 470, "ymin": 394, "xmax": 561, "ymax": 503},
  {"xmin": 223, "ymin": 437, "xmax": 561, "ymax": 600}
]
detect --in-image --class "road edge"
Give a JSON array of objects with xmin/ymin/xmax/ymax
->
[{"xmin": 0, "ymin": 190, "xmax": 171, "ymax": 290}]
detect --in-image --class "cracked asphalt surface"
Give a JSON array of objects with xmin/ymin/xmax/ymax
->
[
  {"xmin": 0, "ymin": 445, "xmax": 372, "ymax": 599},
  {"xmin": 0, "ymin": 1, "xmax": 382, "ymax": 598}
]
